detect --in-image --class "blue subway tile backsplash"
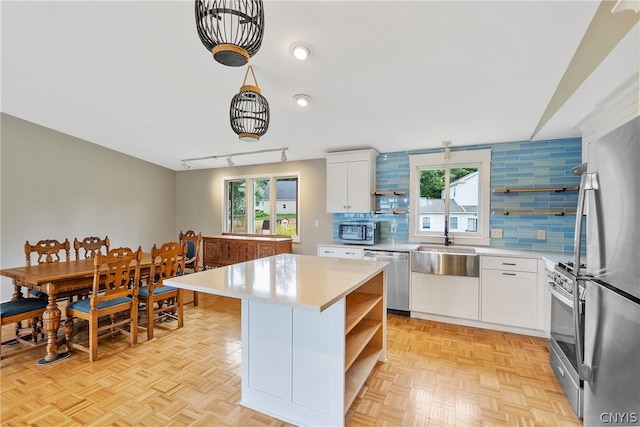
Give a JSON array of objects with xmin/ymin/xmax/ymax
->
[{"xmin": 333, "ymin": 137, "xmax": 583, "ymax": 251}]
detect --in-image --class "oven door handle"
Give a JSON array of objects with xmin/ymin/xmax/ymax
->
[{"xmin": 547, "ymin": 281, "xmax": 572, "ymax": 307}]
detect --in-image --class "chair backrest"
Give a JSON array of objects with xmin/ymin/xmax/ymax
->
[
  {"xmin": 178, "ymin": 230, "xmax": 202, "ymax": 268},
  {"xmin": 92, "ymin": 247, "xmax": 142, "ymax": 304},
  {"xmin": 74, "ymin": 236, "xmax": 110, "ymax": 260},
  {"xmin": 25, "ymin": 239, "xmax": 71, "ymax": 266},
  {"xmin": 150, "ymin": 242, "xmax": 186, "ymax": 286},
  {"xmin": 107, "ymin": 247, "xmax": 138, "ymax": 257}
]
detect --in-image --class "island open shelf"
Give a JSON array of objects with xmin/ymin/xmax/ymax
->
[{"xmin": 164, "ymin": 253, "xmax": 387, "ymax": 427}]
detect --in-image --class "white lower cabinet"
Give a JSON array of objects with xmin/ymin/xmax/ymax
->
[
  {"xmin": 241, "ymin": 271, "xmax": 385, "ymax": 426},
  {"xmin": 411, "ymin": 272, "xmax": 479, "ymax": 320},
  {"xmin": 480, "ymin": 256, "xmax": 539, "ymax": 329},
  {"xmin": 317, "ymin": 245, "xmax": 364, "ymax": 260}
]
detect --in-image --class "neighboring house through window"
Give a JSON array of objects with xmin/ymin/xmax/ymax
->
[{"xmin": 409, "ymin": 150, "xmax": 490, "ymax": 246}]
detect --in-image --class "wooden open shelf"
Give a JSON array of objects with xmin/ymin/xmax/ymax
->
[
  {"xmin": 345, "ymin": 319, "xmax": 382, "ymax": 372},
  {"xmin": 371, "ymin": 209, "xmax": 408, "ymax": 215},
  {"xmin": 345, "ymin": 292, "xmax": 382, "ymax": 335},
  {"xmin": 344, "ymin": 271, "xmax": 384, "ymax": 414},
  {"xmin": 492, "ymin": 211, "xmax": 576, "ymax": 216},
  {"xmin": 493, "ymin": 186, "xmax": 578, "ymax": 193},
  {"xmin": 371, "ymin": 190, "xmax": 409, "ymax": 214},
  {"xmin": 371, "ymin": 190, "xmax": 408, "ymax": 195},
  {"xmin": 344, "ymin": 345, "xmax": 382, "ymax": 411}
]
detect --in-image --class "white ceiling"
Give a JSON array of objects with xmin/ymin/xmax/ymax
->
[{"xmin": 1, "ymin": 1, "xmax": 638, "ymax": 171}]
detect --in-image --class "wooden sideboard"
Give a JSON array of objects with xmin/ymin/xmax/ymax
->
[{"xmin": 203, "ymin": 234, "xmax": 293, "ymax": 268}]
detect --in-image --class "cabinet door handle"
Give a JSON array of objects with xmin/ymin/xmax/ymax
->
[
  {"xmin": 502, "ymin": 262, "xmax": 517, "ymax": 266},
  {"xmin": 502, "ymin": 272, "xmax": 517, "ymax": 276},
  {"xmin": 345, "ymin": 251, "xmax": 356, "ymax": 255},
  {"xmin": 323, "ymin": 250, "xmax": 334, "ymax": 254}
]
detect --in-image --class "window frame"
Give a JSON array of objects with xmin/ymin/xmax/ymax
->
[
  {"xmin": 222, "ymin": 172, "xmax": 301, "ymax": 242},
  {"xmin": 409, "ymin": 150, "xmax": 491, "ymax": 246}
]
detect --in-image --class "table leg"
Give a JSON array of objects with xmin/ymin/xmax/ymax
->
[{"xmin": 37, "ymin": 293, "xmax": 70, "ymax": 365}]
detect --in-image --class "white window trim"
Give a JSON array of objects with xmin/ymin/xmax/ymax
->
[
  {"xmin": 222, "ymin": 172, "xmax": 301, "ymax": 243},
  {"xmin": 409, "ymin": 150, "xmax": 491, "ymax": 246}
]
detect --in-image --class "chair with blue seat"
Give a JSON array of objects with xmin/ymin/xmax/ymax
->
[
  {"xmin": 64, "ymin": 247, "xmax": 142, "ymax": 362},
  {"xmin": 138, "ymin": 241, "xmax": 186, "ymax": 340},
  {"xmin": 0, "ymin": 298, "xmax": 48, "ymax": 360},
  {"xmin": 179, "ymin": 230, "xmax": 202, "ymax": 306}
]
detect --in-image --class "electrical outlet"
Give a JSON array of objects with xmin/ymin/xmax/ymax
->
[
  {"xmin": 314, "ymin": 219, "xmax": 320, "ymax": 228},
  {"xmin": 491, "ymin": 228, "xmax": 503, "ymax": 238},
  {"xmin": 537, "ymin": 229, "xmax": 546, "ymax": 240}
]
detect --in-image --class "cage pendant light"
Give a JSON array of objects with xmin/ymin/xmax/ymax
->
[
  {"xmin": 230, "ymin": 65, "xmax": 270, "ymax": 141},
  {"xmin": 195, "ymin": 0, "xmax": 264, "ymax": 67}
]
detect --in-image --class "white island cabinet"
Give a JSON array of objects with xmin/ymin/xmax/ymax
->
[{"xmin": 164, "ymin": 253, "xmax": 387, "ymax": 427}]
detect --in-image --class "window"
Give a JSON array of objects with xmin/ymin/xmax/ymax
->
[
  {"xmin": 409, "ymin": 150, "xmax": 491, "ymax": 246},
  {"xmin": 449, "ymin": 216, "xmax": 458, "ymax": 230},
  {"xmin": 224, "ymin": 173, "xmax": 300, "ymax": 241},
  {"xmin": 422, "ymin": 216, "xmax": 431, "ymax": 229}
]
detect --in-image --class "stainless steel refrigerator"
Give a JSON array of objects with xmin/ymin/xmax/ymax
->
[{"xmin": 573, "ymin": 116, "xmax": 640, "ymax": 426}]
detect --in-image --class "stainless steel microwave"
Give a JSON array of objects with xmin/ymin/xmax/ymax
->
[{"xmin": 338, "ymin": 221, "xmax": 381, "ymax": 245}]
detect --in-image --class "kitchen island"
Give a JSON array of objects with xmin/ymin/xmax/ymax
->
[{"xmin": 164, "ymin": 253, "xmax": 388, "ymax": 427}]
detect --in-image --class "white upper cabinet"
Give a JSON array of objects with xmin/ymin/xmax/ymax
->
[{"xmin": 326, "ymin": 149, "xmax": 378, "ymax": 213}]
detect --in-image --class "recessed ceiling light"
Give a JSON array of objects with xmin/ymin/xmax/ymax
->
[
  {"xmin": 290, "ymin": 42, "xmax": 310, "ymax": 60},
  {"xmin": 293, "ymin": 94, "xmax": 311, "ymax": 107}
]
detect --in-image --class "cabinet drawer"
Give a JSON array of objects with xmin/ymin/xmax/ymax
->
[
  {"xmin": 481, "ymin": 256, "xmax": 537, "ymax": 272},
  {"xmin": 317, "ymin": 246, "xmax": 363, "ymax": 259}
]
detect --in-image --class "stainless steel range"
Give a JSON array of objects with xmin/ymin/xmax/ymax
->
[{"xmin": 547, "ymin": 261, "xmax": 586, "ymax": 419}]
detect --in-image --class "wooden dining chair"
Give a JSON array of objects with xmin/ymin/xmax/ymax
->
[
  {"xmin": 25, "ymin": 238, "xmax": 71, "ymax": 266},
  {"xmin": 73, "ymin": 235, "xmax": 110, "ymax": 260},
  {"xmin": 64, "ymin": 247, "xmax": 142, "ymax": 362},
  {"xmin": 0, "ymin": 298, "xmax": 48, "ymax": 360},
  {"xmin": 24, "ymin": 238, "xmax": 74, "ymax": 301},
  {"xmin": 179, "ymin": 230, "xmax": 202, "ymax": 306},
  {"xmin": 138, "ymin": 242, "xmax": 186, "ymax": 340}
]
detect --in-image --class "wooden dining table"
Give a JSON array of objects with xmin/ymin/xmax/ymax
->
[{"xmin": 0, "ymin": 254, "xmax": 154, "ymax": 365}]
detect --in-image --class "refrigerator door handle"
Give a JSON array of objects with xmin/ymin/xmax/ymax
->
[{"xmin": 572, "ymin": 172, "xmax": 598, "ymax": 383}]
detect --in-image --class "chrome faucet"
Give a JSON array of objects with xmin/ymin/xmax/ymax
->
[{"xmin": 444, "ymin": 218, "xmax": 453, "ymax": 246}]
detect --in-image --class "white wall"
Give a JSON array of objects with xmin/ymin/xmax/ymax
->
[{"xmin": 0, "ymin": 114, "xmax": 176, "ymax": 301}]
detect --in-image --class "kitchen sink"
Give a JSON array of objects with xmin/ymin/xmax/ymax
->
[
  {"xmin": 415, "ymin": 245, "xmax": 477, "ymax": 255},
  {"xmin": 412, "ymin": 246, "xmax": 479, "ymax": 277}
]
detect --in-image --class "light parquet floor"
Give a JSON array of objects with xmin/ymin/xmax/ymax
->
[{"xmin": 1, "ymin": 294, "xmax": 582, "ymax": 426}]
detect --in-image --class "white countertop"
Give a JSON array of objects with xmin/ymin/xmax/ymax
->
[
  {"xmin": 164, "ymin": 253, "xmax": 388, "ymax": 312},
  {"xmin": 318, "ymin": 241, "xmax": 573, "ymax": 268}
]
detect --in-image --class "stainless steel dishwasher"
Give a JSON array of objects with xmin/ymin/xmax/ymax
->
[{"xmin": 363, "ymin": 249, "xmax": 410, "ymax": 316}]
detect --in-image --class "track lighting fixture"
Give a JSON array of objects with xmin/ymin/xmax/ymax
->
[{"xmin": 181, "ymin": 147, "xmax": 288, "ymax": 169}]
